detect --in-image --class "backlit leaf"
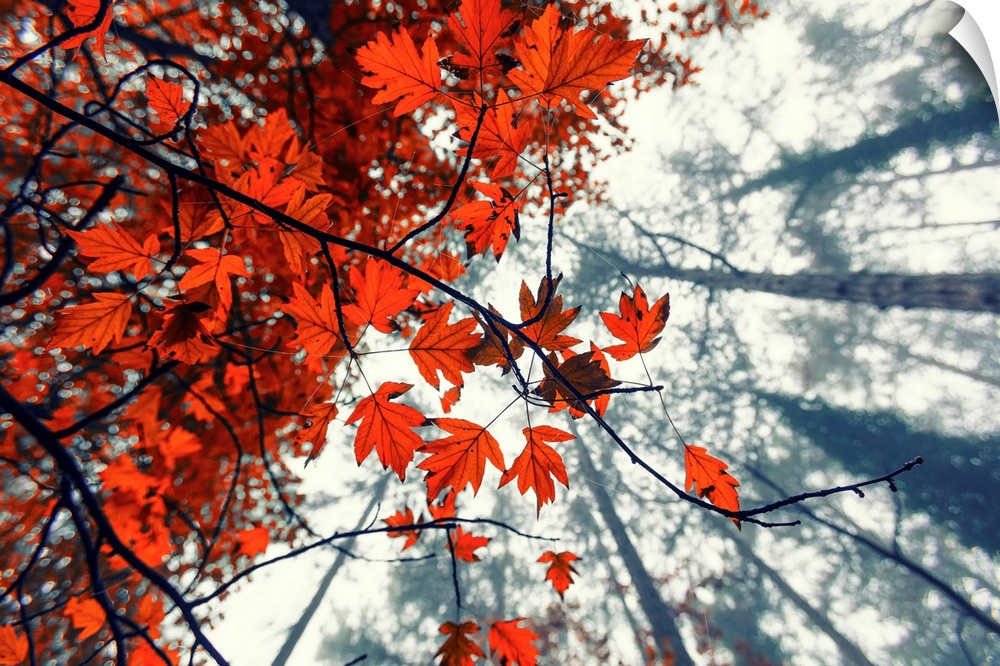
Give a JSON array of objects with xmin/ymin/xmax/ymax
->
[
  {"xmin": 488, "ymin": 618, "xmax": 539, "ymax": 666},
  {"xmin": 508, "ymin": 4, "xmax": 646, "ymax": 118},
  {"xmin": 409, "ymin": 301, "xmax": 481, "ymax": 390},
  {"xmin": 499, "ymin": 426, "xmax": 572, "ymax": 514},
  {"xmin": 50, "ymin": 293, "xmax": 132, "ymax": 355},
  {"xmin": 684, "ymin": 444, "xmax": 741, "ymax": 528},
  {"xmin": 346, "ymin": 382, "xmax": 427, "ymax": 480},
  {"xmin": 600, "ymin": 285, "xmax": 670, "ymax": 361},
  {"xmin": 435, "ymin": 621, "xmax": 484, "ymax": 666},
  {"xmin": 537, "ymin": 550, "xmax": 579, "ymax": 598},
  {"xmin": 356, "ymin": 29, "xmax": 442, "ymax": 117},
  {"xmin": 345, "ymin": 259, "xmax": 420, "ymax": 334},
  {"xmin": 0, "ymin": 625, "xmax": 28, "ymax": 665},
  {"xmin": 452, "ymin": 180, "xmax": 521, "ymax": 261},
  {"xmin": 67, "ymin": 223, "xmax": 159, "ymax": 276},
  {"xmin": 449, "ymin": 526, "xmax": 489, "ymax": 562},
  {"xmin": 418, "ymin": 417, "xmax": 505, "ymax": 501}
]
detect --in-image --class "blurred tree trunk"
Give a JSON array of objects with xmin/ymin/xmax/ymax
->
[
  {"xmin": 575, "ymin": 439, "xmax": 696, "ymax": 666},
  {"xmin": 727, "ymin": 535, "xmax": 876, "ymax": 666},
  {"xmin": 618, "ymin": 261, "xmax": 1000, "ymax": 313},
  {"xmin": 271, "ymin": 476, "xmax": 390, "ymax": 666},
  {"xmin": 729, "ymin": 98, "xmax": 998, "ymax": 198},
  {"xmin": 760, "ymin": 392, "xmax": 1000, "ymax": 552},
  {"xmin": 887, "ymin": 342, "xmax": 1000, "ymax": 388}
]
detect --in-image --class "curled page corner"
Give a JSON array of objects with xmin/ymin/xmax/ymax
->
[{"xmin": 950, "ymin": 0, "xmax": 1000, "ymax": 124}]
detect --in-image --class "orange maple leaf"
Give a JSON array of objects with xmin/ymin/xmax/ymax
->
[
  {"xmin": 499, "ymin": 425, "xmax": 572, "ymax": 514},
  {"xmin": 356, "ymin": 29, "xmax": 442, "ymax": 117},
  {"xmin": 449, "ymin": 526, "xmax": 489, "ymax": 562},
  {"xmin": 538, "ymin": 550, "xmax": 579, "ymax": 599},
  {"xmin": 534, "ymin": 348, "xmax": 620, "ymax": 416},
  {"xmin": 346, "ymin": 381, "xmax": 426, "ymax": 480},
  {"xmin": 684, "ymin": 444, "xmax": 741, "ymax": 528},
  {"xmin": 50, "ymin": 292, "xmax": 132, "ymax": 354},
  {"xmin": 468, "ymin": 307, "xmax": 521, "ymax": 374},
  {"xmin": 178, "ymin": 248, "xmax": 248, "ymax": 303},
  {"xmin": 488, "ymin": 618, "xmax": 540, "ymax": 666},
  {"xmin": 147, "ymin": 302, "xmax": 218, "ymax": 365},
  {"xmin": 508, "ymin": 4, "xmax": 646, "ymax": 119},
  {"xmin": 384, "ymin": 507, "xmax": 422, "ymax": 550},
  {"xmin": 451, "ymin": 180, "xmax": 521, "ymax": 261},
  {"xmin": 157, "ymin": 427, "xmax": 202, "ymax": 470},
  {"xmin": 435, "ymin": 621, "xmax": 484, "ymax": 666},
  {"xmin": 146, "ymin": 77, "xmax": 188, "ymax": 127},
  {"xmin": 294, "ymin": 401, "xmax": 339, "ymax": 462},
  {"xmin": 453, "ymin": 90, "xmax": 529, "ymax": 179},
  {"xmin": 67, "ymin": 223, "xmax": 160, "ymax": 276},
  {"xmin": 63, "ymin": 0, "xmax": 116, "ymax": 58},
  {"xmin": 65, "ymin": 595, "xmax": 105, "ymax": 640},
  {"xmin": 600, "ymin": 285, "xmax": 670, "ymax": 361},
  {"xmin": 418, "ymin": 417, "xmax": 505, "ymax": 501},
  {"xmin": 345, "ymin": 259, "xmax": 420, "ymax": 334},
  {"xmin": 0, "ymin": 625, "xmax": 28, "ymax": 666},
  {"xmin": 409, "ymin": 302, "xmax": 481, "ymax": 390},
  {"xmin": 283, "ymin": 282, "xmax": 345, "ymax": 356},
  {"xmin": 441, "ymin": 385, "xmax": 462, "ymax": 413},
  {"xmin": 514, "ymin": 275, "xmax": 581, "ymax": 354},
  {"xmin": 447, "ymin": 0, "xmax": 518, "ymax": 71},
  {"xmin": 226, "ymin": 158, "xmax": 302, "ymax": 227},
  {"xmin": 236, "ymin": 526, "xmax": 270, "ymax": 558}
]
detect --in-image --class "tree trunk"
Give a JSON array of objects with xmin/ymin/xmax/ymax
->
[
  {"xmin": 729, "ymin": 98, "xmax": 998, "ymax": 198},
  {"xmin": 888, "ymin": 342, "xmax": 1000, "ymax": 388},
  {"xmin": 727, "ymin": 536, "xmax": 876, "ymax": 666},
  {"xmin": 271, "ymin": 476, "xmax": 390, "ymax": 666},
  {"xmin": 630, "ymin": 264, "xmax": 1000, "ymax": 314},
  {"xmin": 574, "ymin": 439, "xmax": 696, "ymax": 666}
]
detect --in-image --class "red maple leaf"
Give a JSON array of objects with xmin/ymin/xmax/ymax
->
[
  {"xmin": 449, "ymin": 526, "xmax": 489, "ymax": 562},
  {"xmin": 537, "ymin": 550, "xmax": 579, "ymax": 599},
  {"xmin": 147, "ymin": 302, "xmax": 218, "ymax": 365},
  {"xmin": 67, "ymin": 223, "xmax": 160, "ymax": 276},
  {"xmin": 346, "ymin": 382, "xmax": 427, "ymax": 480},
  {"xmin": 0, "ymin": 625, "xmax": 28, "ymax": 665},
  {"xmin": 453, "ymin": 90, "xmax": 529, "ymax": 179},
  {"xmin": 514, "ymin": 275, "xmax": 581, "ymax": 354},
  {"xmin": 283, "ymin": 282, "xmax": 346, "ymax": 357},
  {"xmin": 684, "ymin": 444, "xmax": 741, "ymax": 528},
  {"xmin": 508, "ymin": 4, "xmax": 646, "ymax": 118},
  {"xmin": 534, "ymin": 348, "xmax": 620, "ymax": 416},
  {"xmin": 409, "ymin": 301, "xmax": 481, "ymax": 389},
  {"xmin": 488, "ymin": 618, "xmax": 540, "ymax": 666},
  {"xmin": 418, "ymin": 418, "xmax": 505, "ymax": 501},
  {"xmin": 146, "ymin": 77, "xmax": 188, "ymax": 127},
  {"xmin": 384, "ymin": 507, "xmax": 422, "ymax": 550},
  {"xmin": 451, "ymin": 180, "xmax": 521, "ymax": 261},
  {"xmin": 447, "ymin": 0, "xmax": 518, "ymax": 71},
  {"xmin": 236, "ymin": 526, "xmax": 270, "ymax": 558},
  {"xmin": 435, "ymin": 621, "xmax": 484, "ymax": 666},
  {"xmin": 468, "ymin": 306, "xmax": 522, "ymax": 374},
  {"xmin": 178, "ymin": 248, "xmax": 249, "ymax": 318},
  {"xmin": 356, "ymin": 29, "xmax": 442, "ymax": 117},
  {"xmin": 429, "ymin": 489, "xmax": 457, "ymax": 521},
  {"xmin": 63, "ymin": 0, "xmax": 116, "ymax": 58},
  {"xmin": 49, "ymin": 293, "xmax": 132, "ymax": 355},
  {"xmin": 294, "ymin": 401, "xmax": 339, "ymax": 462},
  {"xmin": 345, "ymin": 259, "xmax": 420, "ymax": 334},
  {"xmin": 499, "ymin": 425, "xmax": 572, "ymax": 514},
  {"xmin": 600, "ymin": 284, "xmax": 670, "ymax": 361},
  {"xmin": 65, "ymin": 596, "xmax": 105, "ymax": 640}
]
